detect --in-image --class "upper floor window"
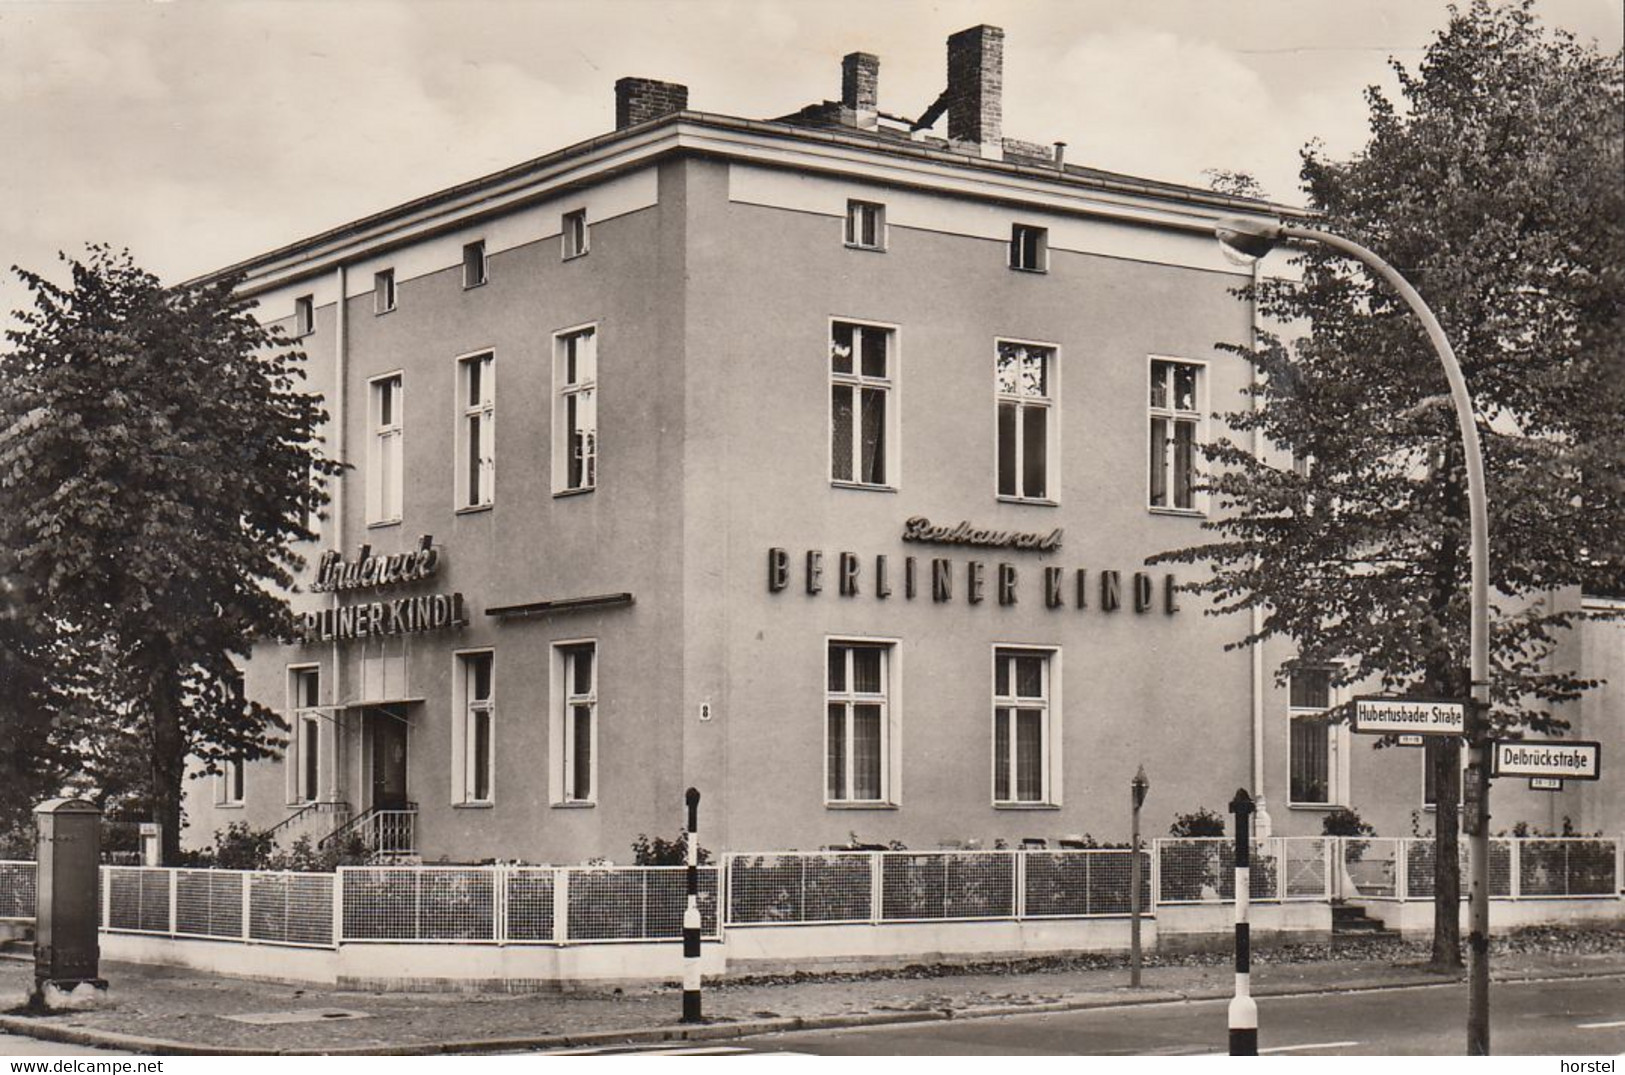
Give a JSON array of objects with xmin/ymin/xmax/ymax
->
[
  {"xmin": 845, "ymin": 200, "xmax": 885, "ymax": 250},
  {"xmin": 294, "ymin": 295, "xmax": 314, "ymax": 337},
  {"xmin": 457, "ymin": 352, "xmax": 494, "ymax": 509},
  {"xmin": 996, "ymin": 341, "xmax": 1055, "ymax": 501},
  {"xmin": 993, "ymin": 648, "xmax": 1058, "ymax": 805},
  {"xmin": 562, "ymin": 209, "xmax": 589, "ymax": 259},
  {"xmin": 1288, "ymin": 668, "xmax": 1336, "ymax": 806},
  {"xmin": 1149, "ymin": 359, "xmax": 1203, "ymax": 512},
  {"xmin": 826, "ymin": 641, "xmax": 894, "ymax": 804},
  {"xmin": 368, "ymin": 374, "xmax": 403, "ymax": 524},
  {"xmin": 554, "ymin": 328, "xmax": 597, "ymax": 494},
  {"xmin": 1010, "ymin": 224, "xmax": 1048, "ymax": 272},
  {"xmin": 456, "ymin": 652, "xmax": 494, "ymax": 805},
  {"xmin": 374, "ymin": 269, "xmax": 396, "ymax": 314},
  {"xmin": 555, "ymin": 642, "xmax": 597, "ymax": 804},
  {"xmin": 830, "ymin": 321, "xmax": 894, "ymax": 488},
  {"xmin": 462, "ymin": 240, "xmax": 487, "ymax": 288}
]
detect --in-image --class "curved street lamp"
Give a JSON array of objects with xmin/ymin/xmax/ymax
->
[{"xmin": 1214, "ymin": 217, "xmax": 1492, "ymax": 1056}]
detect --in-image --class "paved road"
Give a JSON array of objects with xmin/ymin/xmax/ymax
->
[{"xmin": 556, "ymin": 976, "xmax": 1625, "ymax": 1056}]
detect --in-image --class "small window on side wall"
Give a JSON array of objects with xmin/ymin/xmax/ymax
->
[
  {"xmin": 294, "ymin": 295, "xmax": 314, "ymax": 337},
  {"xmin": 562, "ymin": 210, "xmax": 588, "ymax": 259},
  {"xmin": 374, "ymin": 269, "xmax": 396, "ymax": 314},
  {"xmin": 845, "ymin": 201, "xmax": 885, "ymax": 250},
  {"xmin": 463, "ymin": 240, "xmax": 487, "ymax": 288},
  {"xmin": 1010, "ymin": 225, "xmax": 1048, "ymax": 272}
]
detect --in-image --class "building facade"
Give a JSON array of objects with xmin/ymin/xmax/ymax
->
[{"xmin": 183, "ymin": 25, "xmax": 1621, "ymax": 863}]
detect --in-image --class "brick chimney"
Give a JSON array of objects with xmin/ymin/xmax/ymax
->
[
  {"xmin": 841, "ymin": 52, "xmax": 880, "ymax": 127},
  {"xmin": 615, "ymin": 77, "xmax": 689, "ymax": 130},
  {"xmin": 946, "ymin": 25, "xmax": 1003, "ymax": 158}
]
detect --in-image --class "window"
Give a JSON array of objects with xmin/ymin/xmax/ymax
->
[
  {"xmin": 553, "ymin": 328, "xmax": 597, "ymax": 493},
  {"xmin": 554, "ymin": 643, "xmax": 597, "ymax": 803},
  {"xmin": 993, "ymin": 648, "xmax": 1058, "ymax": 805},
  {"xmin": 462, "ymin": 240, "xmax": 487, "ymax": 288},
  {"xmin": 1010, "ymin": 224, "xmax": 1047, "ymax": 272},
  {"xmin": 294, "ymin": 295, "xmax": 314, "ymax": 337},
  {"xmin": 374, "ymin": 269, "xmax": 396, "ymax": 314},
  {"xmin": 830, "ymin": 321, "xmax": 894, "ymax": 487},
  {"xmin": 219, "ymin": 759, "xmax": 245, "ymax": 806},
  {"xmin": 562, "ymin": 209, "xmax": 588, "ymax": 258},
  {"xmin": 996, "ymin": 341, "xmax": 1055, "ymax": 501},
  {"xmin": 288, "ymin": 667, "xmax": 321, "ymax": 804},
  {"xmin": 1149, "ymin": 359, "xmax": 1203, "ymax": 511},
  {"xmin": 826, "ymin": 642, "xmax": 894, "ymax": 803},
  {"xmin": 367, "ymin": 374, "xmax": 403, "ymax": 523},
  {"xmin": 1288, "ymin": 668, "xmax": 1334, "ymax": 806},
  {"xmin": 457, "ymin": 352, "xmax": 494, "ymax": 509},
  {"xmin": 456, "ymin": 652, "xmax": 494, "ymax": 804},
  {"xmin": 845, "ymin": 200, "xmax": 885, "ymax": 250}
]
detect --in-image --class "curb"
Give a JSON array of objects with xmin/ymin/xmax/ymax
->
[{"xmin": 4, "ymin": 968, "xmax": 1623, "ymax": 1055}]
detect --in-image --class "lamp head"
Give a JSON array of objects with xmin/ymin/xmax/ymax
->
[
  {"xmin": 1131, "ymin": 764, "xmax": 1150, "ymax": 808},
  {"xmin": 1214, "ymin": 217, "xmax": 1284, "ymax": 265}
]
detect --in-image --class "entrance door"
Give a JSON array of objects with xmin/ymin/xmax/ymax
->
[{"xmin": 370, "ymin": 714, "xmax": 409, "ymax": 808}]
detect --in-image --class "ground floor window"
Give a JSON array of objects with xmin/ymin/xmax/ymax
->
[
  {"xmin": 218, "ymin": 758, "xmax": 244, "ymax": 806},
  {"xmin": 455, "ymin": 652, "xmax": 494, "ymax": 804},
  {"xmin": 993, "ymin": 648, "xmax": 1057, "ymax": 805},
  {"xmin": 1288, "ymin": 667, "xmax": 1337, "ymax": 806},
  {"xmin": 554, "ymin": 642, "xmax": 597, "ymax": 804},
  {"xmin": 287, "ymin": 666, "xmax": 322, "ymax": 804},
  {"xmin": 826, "ymin": 641, "xmax": 893, "ymax": 803}
]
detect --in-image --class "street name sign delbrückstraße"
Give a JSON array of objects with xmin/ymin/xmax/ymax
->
[
  {"xmin": 1491, "ymin": 740, "xmax": 1601, "ymax": 781},
  {"xmin": 1352, "ymin": 696, "xmax": 1466, "ymax": 736}
]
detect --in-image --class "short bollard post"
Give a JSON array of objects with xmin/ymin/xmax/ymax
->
[
  {"xmin": 681, "ymin": 787, "xmax": 703, "ymax": 1023},
  {"xmin": 1228, "ymin": 787, "xmax": 1257, "ymax": 1056}
]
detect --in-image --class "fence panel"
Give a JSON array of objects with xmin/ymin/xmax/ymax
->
[
  {"xmin": 564, "ymin": 866, "xmax": 718, "ymax": 942},
  {"xmin": 880, "ymin": 852, "xmax": 1015, "ymax": 921},
  {"xmin": 1280, "ymin": 838, "xmax": 1331, "ymax": 900},
  {"xmin": 1155, "ymin": 840, "xmax": 1278, "ymax": 904},
  {"xmin": 1023, "ymin": 850, "xmax": 1148, "ymax": 917},
  {"xmin": 1405, "ymin": 838, "xmax": 1516, "ymax": 900},
  {"xmin": 1519, "ymin": 838, "xmax": 1618, "ymax": 897},
  {"xmin": 105, "ymin": 866, "xmax": 171, "ymax": 933},
  {"xmin": 341, "ymin": 867, "xmax": 494, "ymax": 942},
  {"xmin": 249, "ymin": 872, "xmax": 334, "ymax": 947},
  {"xmin": 504, "ymin": 868, "xmax": 556, "ymax": 942},
  {"xmin": 175, "ymin": 869, "xmax": 244, "ymax": 939},
  {"xmin": 1343, "ymin": 837, "xmax": 1401, "ymax": 899},
  {"xmin": 726, "ymin": 853, "xmax": 872, "ymax": 925},
  {"xmin": 0, "ymin": 861, "xmax": 36, "ymax": 920}
]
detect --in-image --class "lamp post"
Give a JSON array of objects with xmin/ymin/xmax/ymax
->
[
  {"xmin": 1129, "ymin": 765, "xmax": 1150, "ymax": 988},
  {"xmin": 1214, "ymin": 217, "xmax": 1492, "ymax": 1056}
]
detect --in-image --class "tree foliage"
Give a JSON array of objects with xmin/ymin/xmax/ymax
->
[
  {"xmin": 1159, "ymin": 2, "xmax": 1624, "ymax": 964},
  {"xmin": 0, "ymin": 246, "xmax": 338, "ymax": 862}
]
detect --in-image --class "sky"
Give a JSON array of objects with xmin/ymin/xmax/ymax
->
[{"xmin": 0, "ymin": 0, "xmax": 1620, "ymax": 322}]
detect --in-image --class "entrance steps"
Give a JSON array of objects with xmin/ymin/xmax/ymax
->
[{"xmin": 1331, "ymin": 902, "xmax": 1403, "ymax": 942}]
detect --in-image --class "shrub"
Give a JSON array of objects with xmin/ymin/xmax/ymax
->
[
  {"xmin": 1168, "ymin": 808, "xmax": 1226, "ymax": 837},
  {"xmin": 631, "ymin": 830, "xmax": 711, "ymax": 866}
]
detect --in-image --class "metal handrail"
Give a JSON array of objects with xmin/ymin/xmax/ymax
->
[
  {"xmin": 266, "ymin": 799, "xmax": 351, "ymax": 839},
  {"xmin": 319, "ymin": 801, "xmax": 417, "ymax": 851}
]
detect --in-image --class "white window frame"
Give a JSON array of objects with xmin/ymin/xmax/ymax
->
[
  {"xmin": 1286, "ymin": 666, "xmax": 1348, "ymax": 809},
  {"xmin": 1009, "ymin": 224, "xmax": 1048, "ymax": 272},
  {"xmin": 455, "ymin": 350, "xmax": 495, "ymax": 510},
  {"xmin": 374, "ymin": 269, "xmax": 396, "ymax": 315},
  {"xmin": 294, "ymin": 295, "xmax": 314, "ymax": 337},
  {"xmin": 285, "ymin": 665, "xmax": 323, "ymax": 805},
  {"xmin": 552, "ymin": 325, "xmax": 598, "ymax": 495},
  {"xmin": 824, "ymin": 637, "xmax": 902, "ymax": 806},
  {"xmin": 452, "ymin": 650, "xmax": 495, "ymax": 806},
  {"xmin": 550, "ymin": 640, "xmax": 598, "ymax": 805},
  {"xmin": 991, "ymin": 646, "xmax": 1063, "ymax": 806},
  {"xmin": 462, "ymin": 240, "xmax": 487, "ymax": 289},
  {"xmin": 562, "ymin": 209, "xmax": 589, "ymax": 259},
  {"xmin": 844, "ymin": 200, "xmax": 886, "ymax": 250},
  {"xmin": 994, "ymin": 338, "xmax": 1060, "ymax": 503},
  {"xmin": 217, "ymin": 758, "xmax": 245, "ymax": 807},
  {"xmin": 1147, "ymin": 355, "xmax": 1208, "ymax": 514},
  {"xmin": 366, "ymin": 372, "xmax": 404, "ymax": 525},
  {"xmin": 828, "ymin": 318, "xmax": 899, "ymax": 490}
]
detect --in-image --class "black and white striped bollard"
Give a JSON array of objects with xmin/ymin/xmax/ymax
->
[
  {"xmin": 682, "ymin": 786, "xmax": 703, "ymax": 1023},
  {"xmin": 1228, "ymin": 787, "xmax": 1257, "ymax": 1056}
]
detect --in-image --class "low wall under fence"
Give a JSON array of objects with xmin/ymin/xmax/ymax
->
[{"xmin": 0, "ymin": 836, "xmax": 1616, "ymax": 990}]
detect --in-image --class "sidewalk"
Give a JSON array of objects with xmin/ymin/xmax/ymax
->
[{"xmin": 3, "ymin": 940, "xmax": 1623, "ymax": 1056}]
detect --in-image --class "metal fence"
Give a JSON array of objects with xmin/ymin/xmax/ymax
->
[
  {"xmin": 1345, "ymin": 836, "xmax": 1620, "ymax": 901},
  {"xmin": 0, "ymin": 837, "xmax": 1613, "ymax": 952}
]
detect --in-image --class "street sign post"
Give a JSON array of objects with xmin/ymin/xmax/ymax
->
[
  {"xmin": 1490, "ymin": 741, "xmax": 1600, "ymax": 781},
  {"xmin": 1352, "ymin": 696, "xmax": 1466, "ymax": 736}
]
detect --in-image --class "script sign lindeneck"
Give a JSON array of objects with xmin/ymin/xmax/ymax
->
[{"xmin": 1352, "ymin": 696, "xmax": 1466, "ymax": 736}]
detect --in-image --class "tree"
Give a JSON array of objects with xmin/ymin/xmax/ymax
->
[
  {"xmin": 1160, "ymin": 1, "xmax": 1624, "ymax": 968},
  {"xmin": 0, "ymin": 246, "xmax": 339, "ymax": 863}
]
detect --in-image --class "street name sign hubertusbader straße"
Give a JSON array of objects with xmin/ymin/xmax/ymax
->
[{"xmin": 1352, "ymin": 696, "xmax": 1466, "ymax": 736}]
